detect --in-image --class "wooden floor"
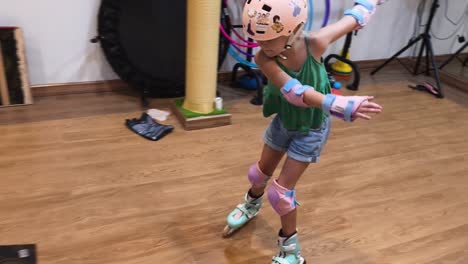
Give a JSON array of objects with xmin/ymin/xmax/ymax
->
[
  {"xmin": 1, "ymin": 68, "xmax": 468, "ymax": 264},
  {"xmin": 442, "ymin": 58, "xmax": 468, "ymax": 82}
]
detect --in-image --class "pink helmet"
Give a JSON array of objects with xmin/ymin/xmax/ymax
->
[{"xmin": 242, "ymin": 0, "xmax": 308, "ymax": 41}]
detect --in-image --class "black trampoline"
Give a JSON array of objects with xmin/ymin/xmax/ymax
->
[{"xmin": 94, "ymin": 0, "xmax": 230, "ymax": 102}]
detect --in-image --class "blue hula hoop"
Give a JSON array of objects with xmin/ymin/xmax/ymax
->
[{"xmin": 228, "ymin": 46, "xmax": 257, "ymax": 68}]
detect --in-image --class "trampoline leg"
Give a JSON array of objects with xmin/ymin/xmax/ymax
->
[{"xmin": 141, "ymin": 87, "xmax": 150, "ymax": 107}]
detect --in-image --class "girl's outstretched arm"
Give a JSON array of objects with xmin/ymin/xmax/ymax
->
[
  {"xmin": 255, "ymin": 50, "xmax": 383, "ymax": 121},
  {"xmin": 308, "ymin": 0, "xmax": 382, "ymax": 59}
]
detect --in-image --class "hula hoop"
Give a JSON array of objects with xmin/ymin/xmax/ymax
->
[
  {"xmin": 219, "ymin": 24, "xmax": 258, "ymax": 48},
  {"xmin": 305, "ymin": 0, "xmax": 331, "ymax": 31},
  {"xmin": 231, "ymin": 27, "xmax": 257, "ymax": 45},
  {"xmin": 305, "ymin": 0, "xmax": 314, "ymax": 32},
  {"xmin": 228, "ymin": 46, "xmax": 257, "ymax": 68},
  {"xmin": 322, "ymin": 0, "xmax": 331, "ymax": 28},
  {"xmin": 231, "ymin": 41, "xmax": 255, "ymax": 58}
]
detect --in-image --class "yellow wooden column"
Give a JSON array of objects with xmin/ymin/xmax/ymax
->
[{"xmin": 182, "ymin": 0, "xmax": 221, "ymax": 114}]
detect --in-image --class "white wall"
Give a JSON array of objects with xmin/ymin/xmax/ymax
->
[
  {"xmin": 0, "ymin": 0, "xmax": 467, "ymax": 85},
  {"xmin": 0, "ymin": 0, "xmax": 118, "ymax": 85}
]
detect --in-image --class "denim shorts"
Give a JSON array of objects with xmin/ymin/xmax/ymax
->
[{"xmin": 263, "ymin": 115, "xmax": 331, "ymax": 163}]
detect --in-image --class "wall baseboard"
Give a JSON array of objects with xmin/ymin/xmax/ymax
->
[
  {"xmin": 31, "ymin": 80, "xmax": 130, "ymax": 97},
  {"xmin": 31, "ymin": 53, "xmax": 467, "ymax": 97}
]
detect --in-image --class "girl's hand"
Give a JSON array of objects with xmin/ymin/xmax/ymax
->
[
  {"xmin": 322, "ymin": 94, "xmax": 382, "ymax": 122},
  {"xmin": 354, "ymin": 96, "xmax": 383, "ymax": 120}
]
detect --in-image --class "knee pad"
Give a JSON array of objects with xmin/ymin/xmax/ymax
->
[
  {"xmin": 247, "ymin": 163, "xmax": 270, "ymax": 189},
  {"xmin": 267, "ymin": 180, "xmax": 299, "ymax": 216}
]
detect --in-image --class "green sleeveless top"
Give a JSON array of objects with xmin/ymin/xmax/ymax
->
[{"xmin": 262, "ymin": 38, "xmax": 331, "ymax": 133}]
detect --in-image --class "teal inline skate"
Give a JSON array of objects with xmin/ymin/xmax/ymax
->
[
  {"xmin": 223, "ymin": 192, "xmax": 263, "ymax": 237},
  {"xmin": 223, "ymin": 163, "xmax": 269, "ymax": 237},
  {"xmin": 272, "ymin": 230, "xmax": 306, "ymax": 264}
]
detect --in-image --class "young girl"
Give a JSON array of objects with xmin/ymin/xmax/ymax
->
[{"xmin": 224, "ymin": 0, "xmax": 385, "ymax": 263}]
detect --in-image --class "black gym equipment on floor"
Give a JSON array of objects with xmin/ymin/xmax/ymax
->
[
  {"xmin": 92, "ymin": 0, "xmax": 229, "ymax": 105},
  {"xmin": 371, "ymin": 0, "xmax": 444, "ymax": 98},
  {"xmin": 324, "ymin": 32, "xmax": 361, "ymax": 91},
  {"xmin": 94, "ymin": 0, "xmax": 187, "ymax": 103}
]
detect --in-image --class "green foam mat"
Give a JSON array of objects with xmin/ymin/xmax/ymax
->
[{"xmin": 175, "ymin": 98, "xmax": 228, "ymax": 119}]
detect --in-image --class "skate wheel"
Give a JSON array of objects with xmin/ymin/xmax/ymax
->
[{"xmin": 222, "ymin": 225, "xmax": 235, "ymax": 238}]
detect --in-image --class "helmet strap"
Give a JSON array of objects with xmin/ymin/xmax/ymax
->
[{"xmin": 277, "ymin": 23, "xmax": 305, "ymax": 60}]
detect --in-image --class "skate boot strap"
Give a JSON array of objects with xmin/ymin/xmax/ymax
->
[
  {"xmin": 280, "ymin": 243, "xmax": 298, "ymax": 253},
  {"xmin": 272, "ymin": 258, "xmax": 290, "ymax": 264},
  {"xmin": 235, "ymin": 203, "xmax": 258, "ymax": 219},
  {"xmin": 272, "ymin": 253, "xmax": 302, "ymax": 264}
]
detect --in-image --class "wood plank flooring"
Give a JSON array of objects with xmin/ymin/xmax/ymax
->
[{"xmin": 0, "ymin": 68, "xmax": 467, "ymax": 264}]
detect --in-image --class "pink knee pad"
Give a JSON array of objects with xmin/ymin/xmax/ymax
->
[
  {"xmin": 248, "ymin": 163, "xmax": 270, "ymax": 189},
  {"xmin": 267, "ymin": 180, "xmax": 299, "ymax": 216}
]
